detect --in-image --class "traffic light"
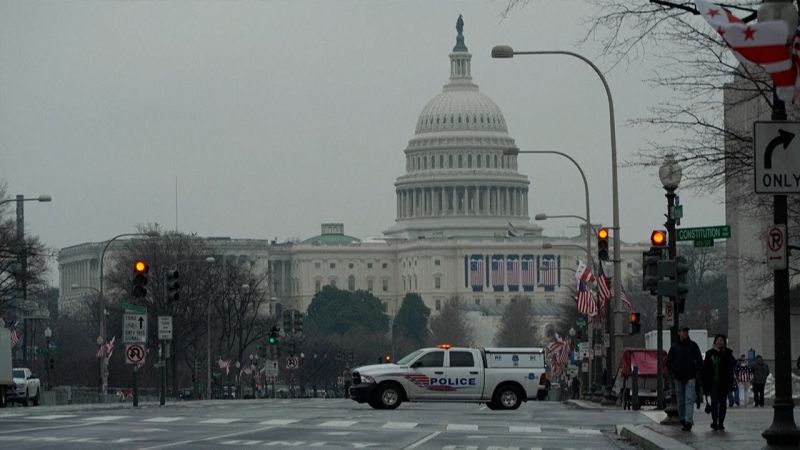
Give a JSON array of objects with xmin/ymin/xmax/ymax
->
[
  {"xmin": 268, "ymin": 326, "xmax": 279, "ymax": 345},
  {"xmin": 642, "ymin": 247, "xmax": 663, "ymax": 295},
  {"xmin": 294, "ymin": 313, "xmax": 304, "ymax": 335},
  {"xmin": 597, "ymin": 227, "xmax": 610, "ymax": 261},
  {"xmin": 132, "ymin": 260, "xmax": 149, "ymax": 298},
  {"xmin": 166, "ymin": 268, "xmax": 180, "ymax": 302},
  {"xmin": 282, "ymin": 310, "xmax": 292, "ymax": 335},
  {"xmin": 650, "ymin": 230, "xmax": 667, "ymax": 247},
  {"xmin": 675, "ymin": 255, "xmax": 689, "ymax": 312},
  {"xmin": 49, "ymin": 358, "xmax": 54, "ymax": 370},
  {"xmin": 383, "ymin": 354, "xmax": 392, "ymax": 363},
  {"xmin": 630, "ymin": 312, "xmax": 641, "ymax": 334}
]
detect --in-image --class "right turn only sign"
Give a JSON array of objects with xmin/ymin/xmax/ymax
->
[{"xmin": 754, "ymin": 121, "xmax": 800, "ymax": 194}]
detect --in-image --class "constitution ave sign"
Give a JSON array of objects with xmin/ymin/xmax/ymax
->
[
  {"xmin": 754, "ymin": 122, "xmax": 800, "ymax": 193},
  {"xmin": 676, "ymin": 225, "xmax": 731, "ymax": 242}
]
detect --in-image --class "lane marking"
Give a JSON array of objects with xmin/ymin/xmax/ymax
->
[
  {"xmin": 144, "ymin": 417, "xmax": 185, "ymax": 423},
  {"xmin": 28, "ymin": 414, "xmax": 77, "ymax": 420},
  {"xmin": 319, "ymin": 420, "xmax": 357, "ymax": 427},
  {"xmin": 382, "ymin": 421, "xmax": 418, "ymax": 429},
  {"xmin": 260, "ymin": 419, "xmax": 299, "ymax": 425},
  {"xmin": 567, "ymin": 428, "xmax": 602, "ymax": 435},
  {"xmin": 509, "ymin": 425, "xmax": 542, "ymax": 433},
  {"xmin": 199, "ymin": 418, "xmax": 241, "ymax": 424},
  {"xmin": 220, "ymin": 440, "xmax": 261, "ymax": 446},
  {"xmin": 83, "ymin": 415, "xmax": 128, "ymax": 422},
  {"xmin": 403, "ymin": 431, "xmax": 441, "ymax": 450},
  {"xmin": 446, "ymin": 423, "xmax": 479, "ymax": 431},
  {"xmin": 137, "ymin": 425, "xmax": 274, "ymax": 450}
]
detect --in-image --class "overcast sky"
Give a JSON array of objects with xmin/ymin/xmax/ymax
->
[{"xmin": 1, "ymin": 0, "xmax": 724, "ymax": 273}]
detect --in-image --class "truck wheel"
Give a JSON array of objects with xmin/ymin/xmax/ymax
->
[
  {"xmin": 32, "ymin": 390, "xmax": 40, "ymax": 406},
  {"xmin": 377, "ymin": 383, "xmax": 402, "ymax": 410},
  {"xmin": 495, "ymin": 385, "xmax": 522, "ymax": 410}
]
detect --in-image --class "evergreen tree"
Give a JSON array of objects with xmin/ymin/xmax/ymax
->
[
  {"xmin": 429, "ymin": 297, "xmax": 473, "ymax": 347},
  {"xmin": 494, "ymin": 298, "xmax": 538, "ymax": 347},
  {"xmin": 392, "ymin": 293, "xmax": 431, "ymax": 356}
]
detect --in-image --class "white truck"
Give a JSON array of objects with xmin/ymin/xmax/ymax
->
[
  {"xmin": 8, "ymin": 367, "xmax": 40, "ymax": 406},
  {"xmin": 349, "ymin": 345, "xmax": 549, "ymax": 410},
  {"xmin": 0, "ymin": 328, "xmax": 11, "ymax": 407}
]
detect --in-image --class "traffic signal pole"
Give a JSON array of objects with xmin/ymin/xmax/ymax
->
[{"xmin": 663, "ymin": 187, "xmax": 679, "ymax": 421}]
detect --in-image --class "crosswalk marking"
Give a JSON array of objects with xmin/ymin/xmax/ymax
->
[
  {"xmin": 382, "ymin": 421, "xmax": 418, "ymax": 429},
  {"xmin": 0, "ymin": 412, "xmax": 26, "ymax": 418},
  {"xmin": 319, "ymin": 420, "xmax": 357, "ymax": 427},
  {"xmin": 200, "ymin": 418, "xmax": 241, "ymax": 424},
  {"xmin": 260, "ymin": 419, "xmax": 299, "ymax": 425},
  {"xmin": 446, "ymin": 423, "xmax": 479, "ymax": 431},
  {"xmin": 509, "ymin": 425, "xmax": 542, "ymax": 433},
  {"xmin": 83, "ymin": 415, "xmax": 128, "ymax": 422},
  {"xmin": 143, "ymin": 417, "xmax": 185, "ymax": 423},
  {"xmin": 29, "ymin": 414, "xmax": 77, "ymax": 420},
  {"xmin": 221, "ymin": 440, "xmax": 261, "ymax": 446},
  {"xmin": 567, "ymin": 428, "xmax": 602, "ymax": 435}
]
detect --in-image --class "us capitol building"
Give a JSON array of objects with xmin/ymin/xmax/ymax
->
[{"xmin": 57, "ymin": 19, "xmax": 645, "ymax": 341}]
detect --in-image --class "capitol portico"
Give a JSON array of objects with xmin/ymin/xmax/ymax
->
[{"xmin": 57, "ymin": 18, "xmax": 646, "ymax": 344}]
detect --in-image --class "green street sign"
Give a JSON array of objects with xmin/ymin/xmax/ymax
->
[
  {"xmin": 674, "ymin": 205, "xmax": 684, "ymax": 220},
  {"xmin": 122, "ymin": 303, "xmax": 147, "ymax": 314},
  {"xmin": 694, "ymin": 239, "xmax": 714, "ymax": 248},
  {"xmin": 36, "ymin": 346, "xmax": 47, "ymax": 356},
  {"xmin": 676, "ymin": 225, "xmax": 730, "ymax": 242}
]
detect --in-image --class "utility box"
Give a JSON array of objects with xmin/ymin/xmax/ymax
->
[{"xmin": 645, "ymin": 329, "xmax": 710, "ymax": 354}]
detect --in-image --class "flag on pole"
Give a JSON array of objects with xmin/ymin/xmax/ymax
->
[
  {"xmin": 105, "ymin": 336, "xmax": 116, "ymax": 359},
  {"xmin": 620, "ymin": 288, "xmax": 634, "ymax": 311},
  {"xmin": 218, "ymin": 359, "xmax": 232, "ymax": 375},
  {"xmin": 694, "ymin": 0, "xmax": 796, "ymax": 102},
  {"xmin": 597, "ymin": 262, "xmax": 612, "ymax": 305},
  {"xmin": 575, "ymin": 260, "xmax": 595, "ymax": 284},
  {"xmin": 8, "ymin": 320, "xmax": 20, "ymax": 348},
  {"xmin": 574, "ymin": 281, "xmax": 597, "ymax": 316}
]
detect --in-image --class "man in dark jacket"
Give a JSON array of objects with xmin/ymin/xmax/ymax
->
[
  {"xmin": 667, "ymin": 326, "xmax": 704, "ymax": 431},
  {"xmin": 751, "ymin": 355, "xmax": 770, "ymax": 407}
]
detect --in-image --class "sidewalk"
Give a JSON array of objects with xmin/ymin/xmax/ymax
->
[{"xmin": 622, "ymin": 406, "xmax": 800, "ymax": 450}]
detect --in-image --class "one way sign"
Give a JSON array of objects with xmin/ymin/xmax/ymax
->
[
  {"xmin": 754, "ymin": 121, "xmax": 800, "ymax": 194},
  {"xmin": 124, "ymin": 313, "xmax": 147, "ymax": 343}
]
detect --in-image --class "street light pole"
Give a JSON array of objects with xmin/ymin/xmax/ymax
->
[
  {"xmin": 97, "ymin": 231, "xmax": 158, "ymax": 396},
  {"xmin": 44, "ymin": 326, "xmax": 52, "ymax": 390},
  {"xmin": 1, "ymin": 194, "xmax": 52, "ymax": 366},
  {"xmin": 493, "ymin": 48, "xmax": 621, "ymax": 379}
]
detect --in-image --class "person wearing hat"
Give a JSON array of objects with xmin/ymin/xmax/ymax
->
[{"xmin": 667, "ymin": 326, "xmax": 704, "ymax": 431}]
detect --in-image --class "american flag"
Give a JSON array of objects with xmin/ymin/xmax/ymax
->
[
  {"xmin": 575, "ymin": 281, "xmax": 597, "ymax": 316},
  {"xmin": 491, "ymin": 257, "xmax": 505, "ymax": 292},
  {"xmin": 218, "ymin": 359, "xmax": 232, "ymax": 375},
  {"xmin": 521, "ymin": 256, "xmax": 535, "ymax": 291},
  {"xmin": 9, "ymin": 321, "xmax": 20, "ymax": 348},
  {"xmin": 597, "ymin": 262, "xmax": 612, "ymax": 305},
  {"xmin": 105, "ymin": 336, "xmax": 116, "ymax": 359},
  {"xmin": 620, "ymin": 288, "xmax": 633, "ymax": 311},
  {"xmin": 575, "ymin": 260, "xmax": 595, "ymax": 284},
  {"xmin": 507, "ymin": 256, "xmax": 520, "ymax": 290},
  {"xmin": 540, "ymin": 256, "xmax": 557, "ymax": 291},
  {"xmin": 469, "ymin": 257, "xmax": 484, "ymax": 291},
  {"xmin": 694, "ymin": 0, "xmax": 796, "ymax": 102}
]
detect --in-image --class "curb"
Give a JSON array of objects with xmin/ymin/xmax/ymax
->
[
  {"xmin": 565, "ymin": 399, "xmax": 605, "ymax": 409},
  {"xmin": 616, "ymin": 424, "xmax": 693, "ymax": 450}
]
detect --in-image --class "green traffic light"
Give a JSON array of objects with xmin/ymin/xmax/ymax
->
[{"xmin": 268, "ymin": 336, "xmax": 277, "ymax": 345}]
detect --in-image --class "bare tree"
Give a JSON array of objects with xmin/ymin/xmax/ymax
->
[
  {"xmin": 429, "ymin": 297, "xmax": 474, "ymax": 347},
  {"xmin": 495, "ymin": 297, "xmax": 539, "ymax": 347}
]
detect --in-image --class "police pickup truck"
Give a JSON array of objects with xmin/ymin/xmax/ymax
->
[{"xmin": 350, "ymin": 345, "xmax": 548, "ymax": 410}]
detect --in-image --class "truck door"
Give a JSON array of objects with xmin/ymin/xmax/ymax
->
[
  {"xmin": 406, "ymin": 350, "xmax": 447, "ymax": 399},
  {"xmin": 446, "ymin": 350, "xmax": 483, "ymax": 399}
]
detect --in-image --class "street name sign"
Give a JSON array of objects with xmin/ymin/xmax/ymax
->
[
  {"xmin": 754, "ymin": 121, "xmax": 800, "ymax": 193},
  {"xmin": 122, "ymin": 303, "xmax": 146, "ymax": 314},
  {"xmin": 158, "ymin": 316, "xmax": 173, "ymax": 340},
  {"xmin": 124, "ymin": 313, "xmax": 147, "ymax": 343},
  {"xmin": 676, "ymin": 225, "xmax": 731, "ymax": 241},
  {"xmin": 767, "ymin": 224, "xmax": 788, "ymax": 270},
  {"xmin": 125, "ymin": 343, "xmax": 146, "ymax": 365},
  {"xmin": 694, "ymin": 239, "xmax": 714, "ymax": 248}
]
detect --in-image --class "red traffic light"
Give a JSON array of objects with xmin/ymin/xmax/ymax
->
[
  {"xmin": 134, "ymin": 260, "xmax": 149, "ymax": 273},
  {"xmin": 650, "ymin": 230, "xmax": 667, "ymax": 247},
  {"xmin": 629, "ymin": 312, "xmax": 640, "ymax": 323}
]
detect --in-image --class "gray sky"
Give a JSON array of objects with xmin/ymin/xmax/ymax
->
[{"xmin": 1, "ymin": 0, "xmax": 724, "ymax": 271}]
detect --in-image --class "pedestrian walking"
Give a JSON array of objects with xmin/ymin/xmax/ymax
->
[
  {"xmin": 571, "ymin": 375, "xmax": 580, "ymax": 400},
  {"xmin": 752, "ymin": 355, "xmax": 770, "ymax": 407},
  {"xmin": 666, "ymin": 326, "xmax": 704, "ymax": 431},
  {"xmin": 703, "ymin": 334, "xmax": 737, "ymax": 431},
  {"xmin": 734, "ymin": 354, "xmax": 754, "ymax": 407}
]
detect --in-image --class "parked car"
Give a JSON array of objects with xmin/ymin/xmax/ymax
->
[{"xmin": 9, "ymin": 368, "xmax": 40, "ymax": 406}]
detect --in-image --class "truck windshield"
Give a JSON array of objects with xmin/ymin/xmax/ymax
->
[
  {"xmin": 12, "ymin": 369, "xmax": 24, "ymax": 378},
  {"xmin": 395, "ymin": 350, "xmax": 424, "ymax": 365}
]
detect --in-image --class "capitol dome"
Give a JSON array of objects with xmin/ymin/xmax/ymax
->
[{"xmin": 384, "ymin": 16, "xmax": 541, "ymax": 240}]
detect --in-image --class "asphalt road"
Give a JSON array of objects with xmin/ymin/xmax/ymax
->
[{"xmin": 0, "ymin": 399, "xmax": 652, "ymax": 449}]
